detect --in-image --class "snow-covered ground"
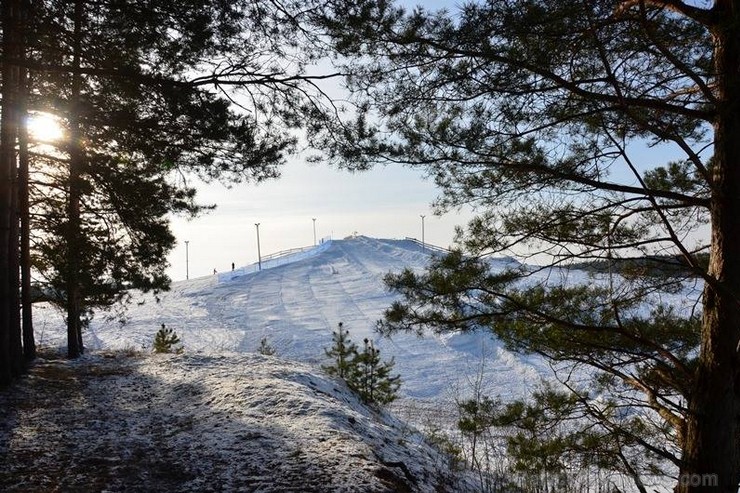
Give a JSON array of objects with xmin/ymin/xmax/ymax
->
[
  {"xmin": 34, "ymin": 236, "xmax": 551, "ymax": 403},
  {"xmin": 0, "ymin": 350, "xmax": 476, "ymax": 492},
  {"xmin": 6, "ymin": 236, "xmax": 694, "ymax": 492},
  {"xmin": 4, "ymin": 236, "xmax": 549, "ymax": 491}
]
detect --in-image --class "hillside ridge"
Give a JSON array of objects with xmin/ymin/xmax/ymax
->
[{"xmin": 0, "ymin": 350, "xmax": 475, "ymax": 492}]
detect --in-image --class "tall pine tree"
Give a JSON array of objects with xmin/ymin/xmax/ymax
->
[
  {"xmin": 318, "ymin": 0, "xmax": 738, "ymax": 490},
  {"xmin": 16, "ymin": 0, "xmax": 339, "ymax": 359},
  {"xmin": 0, "ymin": 0, "xmax": 29, "ymax": 385}
]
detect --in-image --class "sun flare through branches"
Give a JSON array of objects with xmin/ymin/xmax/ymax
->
[{"xmin": 26, "ymin": 113, "xmax": 65, "ymax": 143}]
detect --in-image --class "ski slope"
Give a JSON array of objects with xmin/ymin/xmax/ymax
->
[{"xmin": 34, "ymin": 236, "xmax": 552, "ymax": 402}]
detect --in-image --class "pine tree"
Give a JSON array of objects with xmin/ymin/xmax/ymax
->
[
  {"xmin": 152, "ymin": 324, "xmax": 181, "ymax": 354},
  {"xmin": 323, "ymin": 325, "xmax": 401, "ymax": 405},
  {"xmin": 258, "ymin": 336, "xmax": 276, "ymax": 356},
  {"xmin": 17, "ymin": 0, "xmax": 340, "ymax": 359},
  {"xmin": 347, "ymin": 338, "xmax": 400, "ymax": 406},
  {"xmin": 319, "ymin": 0, "xmax": 740, "ymax": 489},
  {"xmin": 322, "ymin": 322, "xmax": 357, "ymax": 379},
  {"xmin": 0, "ymin": 0, "xmax": 29, "ymax": 385}
]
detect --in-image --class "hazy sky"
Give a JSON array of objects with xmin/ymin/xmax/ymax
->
[{"xmin": 167, "ymin": 159, "xmax": 474, "ymax": 280}]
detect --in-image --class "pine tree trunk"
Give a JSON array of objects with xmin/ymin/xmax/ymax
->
[
  {"xmin": 8, "ymin": 19, "xmax": 24, "ymax": 373},
  {"xmin": 678, "ymin": 2, "xmax": 740, "ymax": 491},
  {"xmin": 19, "ymin": 66, "xmax": 35, "ymax": 362},
  {"xmin": 0, "ymin": 0, "xmax": 23, "ymax": 385},
  {"xmin": 9, "ymin": 106, "xmax": 22, "ymax": 376},
  {"xmin": 66, "ymin": 0, "xmax": 84, "ymax": 358}
]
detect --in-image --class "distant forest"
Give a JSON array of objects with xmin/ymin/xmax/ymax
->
[{"xmin": 571, "ymin": 253, "xmax": 710, "ymax": 278}]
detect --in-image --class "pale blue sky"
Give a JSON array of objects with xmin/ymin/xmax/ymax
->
[{"xmin": 167, "ymin": 160, "xmax": 474, "ymax": 279}]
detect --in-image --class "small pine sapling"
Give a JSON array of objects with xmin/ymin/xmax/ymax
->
[
  {"xmin": 348, "ymin": 338, "xmax": 401, "ymax": 405},
  {"xmin": 153, "ymin": 324, "xmax": 183, "ymax": 354},
  {"xmin": 322, "ymin": 322, "xmax": 358, "ymax": 379}
]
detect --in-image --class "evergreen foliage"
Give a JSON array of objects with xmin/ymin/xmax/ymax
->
[
  {"xmin": 317, "ymin": 0, "xmax": 739, "ymax": 489},
  {"xmin": 348, "ymin": 338, "xmax": 401, "ymax": 406},
  {"xmin": 258, "ymin": 336, "xmax": 276, "ymax": 356},
  {"xmin": 457, "ymin": 386, "xmax": 667, "ymax": 491},
  {"xmin": 152, "ymin": 324, "xmax": 182, "ymax": 354},
  {"xmin": 322, "ymin": 322, "xmax": 357, "ymax": 379},
  {"xmin": 323, "ymin": 323, "xmax": 400, "ymax": 406}
]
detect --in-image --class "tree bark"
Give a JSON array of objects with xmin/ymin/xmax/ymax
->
[
  {"xmin": 9, "ymin": 97, "xmax": 22, "ymax": 377},
  {"xmin": 66, "ymin": 0, "xmax": 84, "ymax": 358},
  {"xmin": 19, "ymin": 67, "xmax": 35, "ymax": 363},
  {"xmin": 678, "ymin": 1, "xmax": 740, "ymax": 491},
  {"xmin": 0, "ymin": 0, "xmax": 23, "ymax": 385}
]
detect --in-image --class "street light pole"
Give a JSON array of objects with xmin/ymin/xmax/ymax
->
[
  {"xmin": 255, "ymin": 223, "xmax": 262, "ymax": 271},
  {"xmin": 185, "ymin": 240, "xmax": 189, "ymax": 280},
  {"xmin": 420, "ymin": 215, "xmax": 426, "ymax": 252},
  {"xmin": 312, "ymin": 218, "xmax": 317, "ymax": 246}
]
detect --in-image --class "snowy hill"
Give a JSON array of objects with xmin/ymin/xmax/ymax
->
[
  {"xmin": 34, "ymin": 236, "xmax": 548, "ymax": 402},
  {"xmin": 12, "ymin": 236, "xmax": 691, "ymax": 492}
]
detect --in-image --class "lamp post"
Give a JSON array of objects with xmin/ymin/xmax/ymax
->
[
  {"xmin": 312, "ymin": 218, "xmax": 317, "ymax": 246},
  {"xmin": 420, "ymin": 215, "xmax": 426, "ymax": 252},
  {"xmin": 185, "ymin": 240, "xmax": 189, "ymax": 280},
  {"xmin": 255, "ymin": 223, "xmax": 262, "ymax": 271}
]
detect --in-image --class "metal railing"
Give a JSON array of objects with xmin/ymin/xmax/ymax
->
[
  {"xmin": 217, "ymin": 239, "xmax": 333, "ymax": 282},
  {"xmin": 403, "ymin": 237, "xmax": 451, "ymax": 255},
  {"xmin": 260, "ymin": 245, "xmax": 314, "ymax": 263}
]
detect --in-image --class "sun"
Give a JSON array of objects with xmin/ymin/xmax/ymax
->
[{"xmin": 27, "ymin": 113, "xmax": 65, "ymax": 143}]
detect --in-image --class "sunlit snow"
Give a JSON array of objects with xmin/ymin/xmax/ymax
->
[
  {"xmin": 7, "ymin": 236, "xmax": 694, "ymax": 492},
  {"xmin": 35, "ymin": 236, "xmax": 551, "ymax": 401}
]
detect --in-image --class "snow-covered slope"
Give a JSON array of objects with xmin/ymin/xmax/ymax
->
[
  {"xmin": 34, "ymin": 236, "xmax": 549, "ymax": 401},
  {"xmin": 22, "ymin": 235, "xmax": 699, "ymax": 492},
  {"xmin": 0, "ymin": 351, "xmax": 475, "ymax": 492}
]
